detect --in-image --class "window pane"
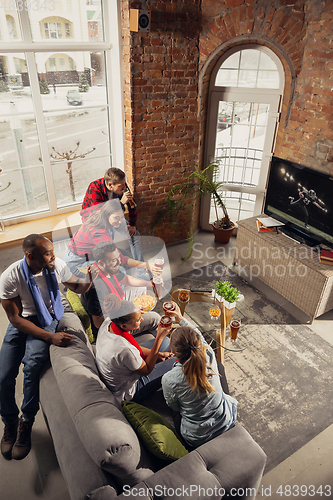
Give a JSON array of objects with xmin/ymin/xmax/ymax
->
[
  {"xmin": 0, "ymin": 100, "xmax": 49, "ymax": 218},
  {"xmin": 216, "ymin": 49, "xmax": 280, "ymax": 90},
  {"xmin": 240, "ymin": 50, "xmax": 259, "ymax": 69},
  {"xmin": 259, "ymin": 52, "xmax": 277, "ymax": 70},
  {"xmin": 214, "ymin": 100, "xmax": 270, "ymax": 190},
  {"xmin": 238, "ymin": 69, "xmax": 258, "ymax": 87},
  {"xmin": 0, "ymin": 1, "xmax": 119, "ymax": 222},
  {"xmin": 38, "ymin": 51, "xmax": 106, "ymax": 100},
  {"xmin": 216, "ymin": 69, "xmax": 238, "ymax": 87},
  {"xmin": 220, "ymin": 52, "xmax": 239, "ymax": 69},
  {"xmin": 50, "ymin": 157, "xmax": 108, "ymax": 208},
  {"xmin": 209, "ymin": 191, "xmax": 256, "ymax": 224},
  {"xmin": 28, "ymin": 1, "xmax": 104, "ymax": 42},
  {"xmin": 257, "ymin": 70, "xmax": 279, "ymax": 89},
  {"xmin": 37, "ymin": 52, "xmax": 110, "ymax": 208}
]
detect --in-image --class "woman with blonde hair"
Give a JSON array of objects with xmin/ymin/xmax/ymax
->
[
  {"xmin": 162, "ymin": 302, "xmax": 237, "ymax": 448},
  {"xmin": 96, "ymin": 297, "xmax": 175, "ymax": 404}
]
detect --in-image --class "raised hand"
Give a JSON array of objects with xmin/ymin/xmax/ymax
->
[
  {"xmin": 157, "ymin": 322, "xmax": 173, "ymax": 339},
  {"xmin": 157, "ymin": 351, "xmax": 174, "ymax": 361},
  {"xmin": 170, "ymin": 301, "xmax": 183, "ymax": 323},
  {"xmin": 120, "ymin": 191, "xmax": 132, "ymax": 205},
  {"xmin": 87, "ymin": 263, "xmax": 99, "ymax": 282}
]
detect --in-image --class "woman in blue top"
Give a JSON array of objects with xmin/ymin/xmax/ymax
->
[{"xmin": 161, "ymin": 302, "xmax": 237, "ymax": 448}]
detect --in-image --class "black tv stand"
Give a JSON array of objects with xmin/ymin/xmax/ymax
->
[{"xmin": 277, "ymin": 226, "xmax": 321, "ymax": 248}]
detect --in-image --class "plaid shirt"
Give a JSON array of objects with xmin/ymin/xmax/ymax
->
[
  {"xmin": 67, "ymin": 226, "xmax": 129, "ymax": 266},
  {"xmin": 80, "ymin": 177, "xmax": 137, "ymax": 227}
]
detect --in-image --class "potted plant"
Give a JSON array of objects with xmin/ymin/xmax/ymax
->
[
  {"xmin": 215, "ymin": 280, "xmax": 240, "ymax": 306},
  {"xmin": 214, "ymin": 280, "xmax": 241, "ymax": 326},
  {"xmin": 151, "ymin": 162, "xmax": 235, "ymax": 260}
]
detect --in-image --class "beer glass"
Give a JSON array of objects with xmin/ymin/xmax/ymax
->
[{"xmin": 230, "ymin": 319, "xmax": 241, "ymax": 342}]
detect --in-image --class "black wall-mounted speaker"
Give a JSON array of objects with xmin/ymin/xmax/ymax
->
[{"xmin": 130, "ymin": 9, "xmax": 151, "ymax": 32}]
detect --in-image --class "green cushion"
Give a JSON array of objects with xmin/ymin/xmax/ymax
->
[
  {"xmin": 121, "ymin": 401, "xmax": 189, "ymax": 462},
  {"xmin": 66, "ymin": 289, "xmax": 95, "ymax": 344}
]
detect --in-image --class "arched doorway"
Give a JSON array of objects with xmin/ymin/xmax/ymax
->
[{"xmin": 201, "ymin": 44, "xmax": 285, "ymax": 230}]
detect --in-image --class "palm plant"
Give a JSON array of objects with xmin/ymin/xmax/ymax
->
[
  {"xmin": 191, "ymin": 162, "xmax": 232, "ymax": 229},
  {"xmin": 151, "ymin": 162, "xmax": 233, "ymax": 260}
]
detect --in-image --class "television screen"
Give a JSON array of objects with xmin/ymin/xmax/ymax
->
[{"xmin": 264, "ymin": 156, "xmax": 333, "ymax": 248}]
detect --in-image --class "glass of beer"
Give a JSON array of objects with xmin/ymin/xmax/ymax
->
[
  {"xmin": 230, "ymin": 319, "xmax": 241, "ymax": 342},
  {"xmin": 159, "ymin": 315, "xmax": 173, "ymax": 328},
  {"xmin": 152, "ymin": 276, "xmax": 163, "ymax": 299},
  {"xmin": 163, "ymin": 302, "xmax": 175, "ymax": 317},
  {"xmin": 178, "ymin": 289, "xmax": 190, "ymax": 304},
  {"xmin": 154, "ymin": 257, "xmax": 164, "ymax": 271}
]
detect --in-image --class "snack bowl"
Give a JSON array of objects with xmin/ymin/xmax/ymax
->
[{"xmin": 133, "ymin": 290, "xmax": 157, "ymax": 312}]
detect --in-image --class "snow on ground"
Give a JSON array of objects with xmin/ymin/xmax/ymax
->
[{"xmin": 0, "ymin": 85, "xmax": 107, "ymax": 120}]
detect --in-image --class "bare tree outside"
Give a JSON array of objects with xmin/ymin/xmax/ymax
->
[{"xmin": 49, "ymin": 142, "xmax": 96, "ymax": 202}]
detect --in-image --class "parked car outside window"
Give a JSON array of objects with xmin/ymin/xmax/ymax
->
[
  {"xmin": 218, "ymin": 112, "xmax": 240, "ymax": 130},
  {"xmin": 66, "ymin": 89, "xmax": 83, "ymax": 106}
]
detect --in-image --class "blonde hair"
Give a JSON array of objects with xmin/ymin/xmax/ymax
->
[{"xmin": 170, "ymin": 326, "xmax": 215, "ymax": 394}]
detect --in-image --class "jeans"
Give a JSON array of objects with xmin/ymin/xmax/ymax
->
[
  {"xmin": 0, "ymin": 316, "xmax": 58, "ymax": 424},
  {"xmin": 132, "ymin": 337, "xmax": 175, "ymax": 403},
  {"xmin": 114, "ymin": 219, "xmax": 144, "ymax": 262},
  {"xmin": 64, "ymin": 248, "xmax": 94, "ymax": 278}
]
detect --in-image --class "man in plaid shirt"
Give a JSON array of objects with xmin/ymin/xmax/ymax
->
[{"xmin": 81, "ymin": 168, "xmax": 145, "ymax": 269}]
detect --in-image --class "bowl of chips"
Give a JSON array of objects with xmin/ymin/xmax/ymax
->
[{"xmin": 133, "ymin": 290, "xmax": 157, "ymax": 312}]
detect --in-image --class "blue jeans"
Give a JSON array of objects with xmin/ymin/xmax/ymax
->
[
  {"xmin": 132, "ymin": 337, "xmax": 175, "ymax": 403},
  {"xmin": 0, "ymin": 316, "xmax": 58, "ymax": 424},
  {"xmin": 64, "ymin": 248, "xmax": 95, "ymax": 278},
  {"xmin": 115, "ymin": 219, "xmax": 144, "ymax": 262}
]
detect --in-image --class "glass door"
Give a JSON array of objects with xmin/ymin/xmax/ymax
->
[
  {"xmin": 201, "ymin": 45, "xmax": 285, "ymax": 231},
  {"xmin": 201, "ymin": 89, "xmax": 281, "ymax": 230}
]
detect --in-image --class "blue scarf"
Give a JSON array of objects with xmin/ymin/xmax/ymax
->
[{"xmin": 20, "ymin": 257, "xmax": 64, "ymax": 327}]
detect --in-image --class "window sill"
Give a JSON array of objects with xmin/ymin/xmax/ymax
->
[{"xmin": 0, "ymin": 211, "xmax": 81, "ymax": 251}]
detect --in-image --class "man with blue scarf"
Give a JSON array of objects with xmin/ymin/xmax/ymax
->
[{"xmin": 0, "ymin": 234, "xmax": 96, "ymax": 461}]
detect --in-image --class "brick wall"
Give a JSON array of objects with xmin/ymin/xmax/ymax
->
[
  {"xmin": 122, "ymin": 0, "xmax": 201, "ymax": 242},
  {"xmin": 122, "ymin": 0, "xmax": 333, "ymax": 242}
]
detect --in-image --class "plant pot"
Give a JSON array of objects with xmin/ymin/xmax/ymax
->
[
  {"xmin": 222, "ymin": 299, "xmax": 235, "ymax": 327},
  {"xmin": 211, "ymin": 222, "xmax": 235, "ymax": 244}
]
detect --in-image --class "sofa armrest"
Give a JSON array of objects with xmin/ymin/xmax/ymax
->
[
  {"xmin": 87, "ymin": 425, "xmax": 266, "ymax": 500},
  {"xmin": 40, "ymin": 361, "xmax": 118, "ymax": 500},
  {"xmin": 49, "ymin": 335, "xmax": 155, "ymax": 487}
]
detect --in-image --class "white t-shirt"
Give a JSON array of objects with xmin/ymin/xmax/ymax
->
[
  {"xmin": 96, "ymin": 317, "xmax": 143, "ymax": 403},
  {"xmin": 0, "ymin": 257, "xmax": 72, "ymax": 317}
]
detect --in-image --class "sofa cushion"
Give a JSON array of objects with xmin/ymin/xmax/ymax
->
[
  {"xmin": 66, "ymin": 289, "xmax": 95, "ymax": 344},
  {"xmin": 121, "ymin": 401, "xmax": 188, "ymax": 462}
]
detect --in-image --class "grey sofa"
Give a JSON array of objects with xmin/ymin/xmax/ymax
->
[{"xmin": 39, "ymin": 308, "xmax": 267, "ymax": 500}]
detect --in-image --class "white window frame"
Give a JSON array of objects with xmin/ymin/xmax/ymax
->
[{"xmin": 0, "ymin": 0, "xmax": 125, "ymax": 225}]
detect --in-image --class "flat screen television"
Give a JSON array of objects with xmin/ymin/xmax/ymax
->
[{"xmin": 264, "ymin": 156, "xmax": 333, "ymax": 249}]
